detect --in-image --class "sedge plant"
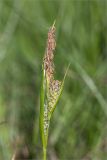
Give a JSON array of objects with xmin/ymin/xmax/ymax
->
[{"xmin": 39, "ymin": 22, "xmax": 69, "ymax": 160}]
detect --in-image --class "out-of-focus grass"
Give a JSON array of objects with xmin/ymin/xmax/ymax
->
[{"xmin": 0, "ymin": 0, "xmax": 107, "ymax": 159}]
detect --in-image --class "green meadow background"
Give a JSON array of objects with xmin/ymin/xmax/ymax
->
[{"xmin": 0, "ymin": 0, "xmax": 107, "ymax": 159}]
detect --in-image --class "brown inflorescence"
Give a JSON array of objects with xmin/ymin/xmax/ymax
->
[{"xmin": 44, "ymin": 24, "xmax": 56, "ymax": 82}]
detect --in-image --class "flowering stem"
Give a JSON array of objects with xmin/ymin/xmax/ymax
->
[{"xmin": 40, "ymin": 21, "xmax": 69, "ymax": 160}]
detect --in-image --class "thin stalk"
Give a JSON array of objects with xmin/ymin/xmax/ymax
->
[
  {"xmin": 43, "ymin": 122, "xmax": 49, "ymax": 160},
  {"xmin": 43, "ymin": 147, "xmax": 47, "ymax": 160}
]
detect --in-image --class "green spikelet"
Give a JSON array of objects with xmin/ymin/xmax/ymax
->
[{"xmin": 48, "ymin": 80, "xmax": 62, "ymax": 115}]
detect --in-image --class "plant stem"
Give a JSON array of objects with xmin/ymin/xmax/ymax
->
[{"xmin": 43, "ymin": 147, "xmax": 47, "ymax": 160}]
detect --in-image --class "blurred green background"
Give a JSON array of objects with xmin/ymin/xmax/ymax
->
[{"xmin": 0, "ymin": 0, "xmax": 107, "ymax": 159}]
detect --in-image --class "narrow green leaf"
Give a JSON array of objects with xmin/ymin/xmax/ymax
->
[{"xmin": 39, "ymin": 65, "xmax": 46, "ymax": 148}]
